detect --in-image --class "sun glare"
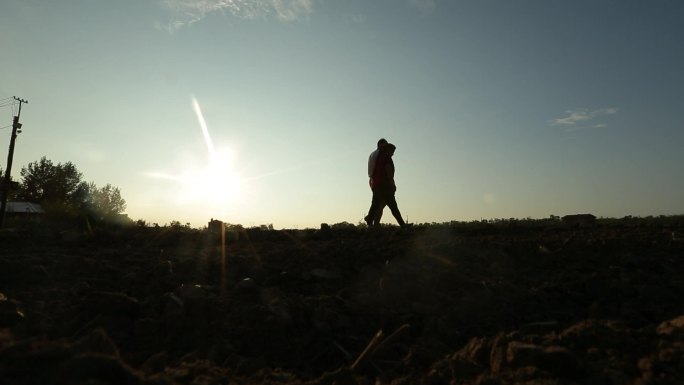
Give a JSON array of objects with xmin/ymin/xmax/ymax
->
[
  {"xmin": 185, "ymin": 97, "xmax": 243, "ymax": 206},
  {"xmin": 181, "ymin": 147, "xmax": 242, "ymax": 205},
  {"xmin": 147, "ymin": 97, "xmax": 243, "ymax": 210}
]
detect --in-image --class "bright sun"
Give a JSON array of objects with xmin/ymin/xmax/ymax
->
[
  {"xmin": 185, "ymin": 97, "xmax": 242, "ymax": 205},
  {"xmin": 147, "ymin": 97, "xmax": 243, "ymax": 209},
  {"xmin": 181, "ymin": 147, "xmax": 242, "ymax": 205}
]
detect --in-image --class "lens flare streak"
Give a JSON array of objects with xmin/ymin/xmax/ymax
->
[
  {"xmin": 146, "ymin": 97, "xmax": 243, "ymax": 210},
  {"xmin": 193, "ymin": 97, "xmax": 215, "ymax": 159}
]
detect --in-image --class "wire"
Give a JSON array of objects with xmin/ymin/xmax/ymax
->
[
  {"xmin": 0, "ymin": 97, "xmax": 17, "ymax": 108},
  {"xmin": 0, "ymin": 97, "xmax": 24, "ymax": 118}
]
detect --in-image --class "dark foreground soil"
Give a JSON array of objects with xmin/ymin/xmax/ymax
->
[{"xmin": 1, "ymin": 220, "xmax": 684, "ymax": 385}]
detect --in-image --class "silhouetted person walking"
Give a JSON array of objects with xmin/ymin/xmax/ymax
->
[
  {"xmin": 367, "ymin": 142, "xmax": 408, "ymax": 228},
  {"xmin": 365, "ymin": 138, "xmax": 387, "ymax": 226},
  {"xmin": 368, "ymin": 138, "xmax": 388, "ymax": 183}
]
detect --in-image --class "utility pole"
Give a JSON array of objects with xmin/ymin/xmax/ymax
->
[{"xmin": 0, "ymin": 96, "xmax": 28, "ymax": 228}]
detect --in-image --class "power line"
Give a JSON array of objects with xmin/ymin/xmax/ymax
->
[{"xmin": 0, "ymin": 97, "xmax": 17, "ymax": 109}]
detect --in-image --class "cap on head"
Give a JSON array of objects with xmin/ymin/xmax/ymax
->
[{"xmin": 377, "ymin": 138, "xmax": 388, "ymax": 148}]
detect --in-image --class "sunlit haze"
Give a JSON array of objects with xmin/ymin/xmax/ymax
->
[{"xmin": 1, "ymin": 1, "xmax": 683, "ymax": 228}]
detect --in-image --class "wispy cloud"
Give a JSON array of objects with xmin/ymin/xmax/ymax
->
[
  {"xmin": 157, "ymin": 0, "xmax": 314, "ymax": 31},
  {"xmin": 550, "ymin": 107, "xmax": 618, "ymax": 130},
  {"xmin": 272, "ymin": 0, "xmax": 314, "ymax": 22},
  {"xmin": 408, "ymin": 0, "xmax": 436, "ymax": 16}
]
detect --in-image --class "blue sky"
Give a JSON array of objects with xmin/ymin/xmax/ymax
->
[{"xmin": 1, "ymin": 0, "xmax": 683, "ymax": 228}]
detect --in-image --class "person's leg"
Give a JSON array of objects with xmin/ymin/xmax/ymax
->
[
  {"xmin": 364, "ymin": 203, "xmax": 374, "ymax": 226},
  {"xmin": 366, "ymin": 190, "xmax": 383, "ymax": 226},
  {"xmin": 373, "ymin": 200, "xmax": 386, "ymax": 226},
  {"xmin": 384, "ymin": 193, "xmax": 406, "ymax": 227}
]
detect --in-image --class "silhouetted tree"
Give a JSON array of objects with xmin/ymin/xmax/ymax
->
[
  {"xmin": 17, "ymin": 157, "xmax": 127, "ymax": 225},
  {"xmin": 18, "ymin": 157, "xmax": 84, "ymax": 214},
  {"xmin": 82, "ymin": 181, "xmax": 127, "ymax": 219}
]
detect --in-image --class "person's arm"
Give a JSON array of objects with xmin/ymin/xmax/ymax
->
[
  {"xmin": 368, "ymin": 152, "xmax": 376, "ymax": 177},
  {"xmin": 386, "ymin": 160, "xmax": 396, "ymax": 189}
]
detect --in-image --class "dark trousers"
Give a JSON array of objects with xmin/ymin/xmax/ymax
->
[{"xmin": 367, "ymin": 186, "xmax": 404, "ymax": 227}]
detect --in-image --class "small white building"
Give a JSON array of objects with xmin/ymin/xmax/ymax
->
[
  {"xmin": 6, "ymin": 202, "xmax": 45, "ymax": 214},
  {"xmin": 4, "ymin": 202, "xmax": 45, "ymax": 225}
]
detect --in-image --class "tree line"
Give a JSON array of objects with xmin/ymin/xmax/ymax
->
[{"xmin": 1, "ymin": 156, "xmax": 127, "ymax": 224}]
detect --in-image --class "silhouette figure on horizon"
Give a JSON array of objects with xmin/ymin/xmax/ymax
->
[
  {"xmin": 365, "ymin": 141, "xmax": 408, "ymax": 228},
  {"xmin": 365, "ymin": 138, "xmax": 387, "ymax": 226}
]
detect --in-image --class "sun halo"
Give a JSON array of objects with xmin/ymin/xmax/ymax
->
[
  {"xmin": 147, "ymin": 97, "xmax": 245, "ymax": 211},
  {"xmin": 180, "ymin": 148, "xmax": 242, "ymax": 205}
]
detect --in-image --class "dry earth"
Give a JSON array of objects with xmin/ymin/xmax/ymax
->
[{"xmin": 1, "ymin": 220, "xmax": 683, "ymax": 384}]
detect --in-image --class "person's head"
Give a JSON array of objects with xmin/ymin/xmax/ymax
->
[
  {"xmin": 382, "ymin": 143, "xmax": 396, "ymax": 156},
  {"xmin": 377, "ymin": 138, "xmax": 388, "ymax": 148}
]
